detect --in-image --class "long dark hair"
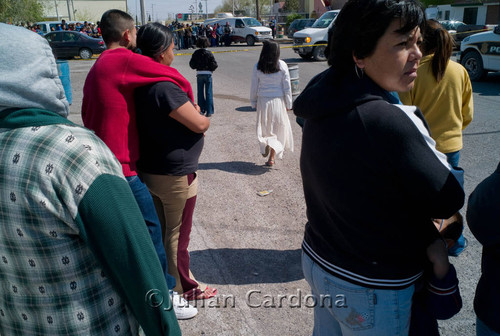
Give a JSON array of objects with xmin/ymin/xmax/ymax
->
[
  {"xmin": 257, "ymin": 40, "xmax": 280, "ymax": 74},
  {"xmin": 327, "ymin": 0, "xmax": 425, "ymax": 74},
  {"xmin": 137, "ymin": 22, "xmax": 173, "ymax": 61},
  {"xmin": 422, "ymin": 19, "xmax": 454, "ymax": 83}
]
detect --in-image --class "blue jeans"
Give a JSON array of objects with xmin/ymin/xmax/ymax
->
[
  {"xmin": 126, "ymin": 175, "xmax": 176, "ymax": 290},
  {"xmin": 302, "ymin": 252, "xmax": 414, "ymax": 336},
  {"xmin": 197, "ymin": 74, "xmax": 214, "ymax": 116},
  {"xmin": 477, "ymin": 318, "xmax": 500, "ymax": 336},
  {"xmin": 444, "ymin": 150, "xmax": 467, "ymax": 257}
]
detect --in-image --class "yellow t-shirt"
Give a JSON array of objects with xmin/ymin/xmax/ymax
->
[{"xmin": 399, "ymin": 54, "xmax": 473, "ymax": 153}]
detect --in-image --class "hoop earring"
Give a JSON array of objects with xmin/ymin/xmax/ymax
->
[{"xmin": 354, "ymin": 64, "xmax": 364, "ymax": 79}]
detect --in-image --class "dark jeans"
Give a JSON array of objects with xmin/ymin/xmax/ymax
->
[
  {"xmin": 197, "ymin": 74, "xmax": 214, "ymax": 116},
  {"xmin": 445, "ymin": 151, "xmax": 460, "ymax": 169},
  {"xmin": 126, "ymin": 175, "xmax": 176, "ymax": 289}
]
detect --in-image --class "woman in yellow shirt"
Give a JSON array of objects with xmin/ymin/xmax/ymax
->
[{"xmin": 399, "ymin": 19, "xmax": 473, "ymax": 169}]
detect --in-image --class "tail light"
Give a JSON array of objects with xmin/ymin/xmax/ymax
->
[{"xmin": 98, "ymin": 40, "xmax": 104, "ymax": 46}]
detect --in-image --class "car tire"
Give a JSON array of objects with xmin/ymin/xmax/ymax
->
[
  {"xmin": 461, "ymin": 50, "xmax": 487, "ymax": 81},
  {"xmin": 246, "ymin": 35, "xmax": 255, "ymax": 46},
  {"xmin": 312, "ymin": 45, "xmax": 327, "ymax": 61},
  {"xmin": 79, "ymin": 48, "xmax": 92, "ymax": 59},
  {"xmin": 299, "ymin": 53, "xmax": 313, "ymax": 60}
]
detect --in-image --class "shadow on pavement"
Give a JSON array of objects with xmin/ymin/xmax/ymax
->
[
  {"xmin": 198, "ymin": 161, "xmax": 269, "ymax": 175},
  {"xmin": 235, "ymin": 106, "xmax": 255, "ymax": 112},
  {"xmin": 471, "ymin": 72, "xmax": 500, "ymax": 96},
  {"xmin": 190, "ymin": 248, "xmax": 304, "ymax": 285}
]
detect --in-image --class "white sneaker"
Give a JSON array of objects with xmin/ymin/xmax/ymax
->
[{"xmin": 170, "ymin": 291, "xmax": 198, "ymax": 320}]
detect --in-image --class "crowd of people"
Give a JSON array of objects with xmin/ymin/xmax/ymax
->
[
  {"xmin": 0, "ymin": 0, "xmax": 499, "ymax": 335},
  {"xmin": 169, "ymin": 21, "xmax": 233, "ymax": 50},
  {"xmin": 22, "ymin": 19, "xmax": 101, "ymax": 37}
]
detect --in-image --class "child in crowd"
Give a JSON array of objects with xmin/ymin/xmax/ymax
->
[
  {"xmin": 189, "ymin": 37, "xmax": 218, "ymax": 117},
  {"xmin": 409, "ymin": 213, "xmax": 464, "ymax": 336}
]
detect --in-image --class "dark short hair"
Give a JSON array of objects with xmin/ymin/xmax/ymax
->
[
  {"xmin": 257, "ymin": 40, "xmax": 280, "ymax": 74},
  {"xmin": 327, "ymin": 0, "xmax": 425, "ymax": 72},
  {"xmin": 137, "ymin": 22, "xmax": 173, "ymax": 60},
  {"xmin": 422, "ymin": 19, "xmax": 453, "ymax": 82},
  {"xmin": 196, "ymin": 36, "xmax": 210, "ymax": 49},
  {"xmin": 100, "ymin": 9, "xmax": 135, "ymax": 45}
]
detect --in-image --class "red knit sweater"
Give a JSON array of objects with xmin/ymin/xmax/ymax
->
[{"xmin": 82, "ymin": 48, "xmax": 194, "ymax": 176}]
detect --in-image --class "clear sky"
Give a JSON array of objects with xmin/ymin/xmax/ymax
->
[{"xmin": 127, "ymin": 0, "xmax": 226, "ymax": 22}]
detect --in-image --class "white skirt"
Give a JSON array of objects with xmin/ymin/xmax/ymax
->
[{"xmin": 256, "ymin": 96, "xmax": 294, "ymax": 160}]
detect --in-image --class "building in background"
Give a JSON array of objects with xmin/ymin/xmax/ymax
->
[
  {"xmin": 418, "ymin": 0, "xmax": 499, "ymax": 25},
  {"xmin": 43, "ymin": 0, "xmax": 127, "ymax": 23}
]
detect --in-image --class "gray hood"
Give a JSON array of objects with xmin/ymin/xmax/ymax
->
[{"xmin": 0, "ymin": 23, "xmax": 69, "ymax": 117}]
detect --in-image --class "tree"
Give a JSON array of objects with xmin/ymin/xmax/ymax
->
[
  {"xmin": 214, "ymin": 0, "xmax": 268, "ymax": 17},
  {"xmin": 284, "ymin": 0, "xmax": 299, "ymax": 12},
  {"xmin": 0, "ymin": 0, "xmax": 47, "ymax": 24}
]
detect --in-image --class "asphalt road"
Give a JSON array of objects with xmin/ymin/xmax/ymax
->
[{"xmin": 67, "ymin": 42, "xmax": 500, "ymax": 336}]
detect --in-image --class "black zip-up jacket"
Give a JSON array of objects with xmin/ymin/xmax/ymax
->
[
  {"xmin": 189, "ymin": 48, "xmax": 218, "ymax": 72},
  {"xmin": 294, "ymin": 67, "xmax": 464, "ymax": 289},
  {"xmin": 467, "ymin": 162, "xmax": 500, "ymax": 334}
]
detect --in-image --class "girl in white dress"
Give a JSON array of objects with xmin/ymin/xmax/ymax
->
[{"xmin": 250, "ymin": 40, "xmax": 293, "ymax": 166}]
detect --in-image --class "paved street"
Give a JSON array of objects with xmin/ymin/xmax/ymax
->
[{"xmin": 67, "ymin": 42, "xmax": 500, "ymax": 336}]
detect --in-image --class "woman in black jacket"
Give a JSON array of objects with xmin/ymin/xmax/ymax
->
[
  {"xmin": 189, "ymin": 36, "xmax": 218, "ymax": 117},
  {"xmin": 294, "ymin": 0, "xmax": 464, "ymax": 334}
]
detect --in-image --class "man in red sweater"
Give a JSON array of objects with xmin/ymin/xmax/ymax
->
[{"xmin": 81, "ymin": 9, "xmax": 197, "ymax": 320}]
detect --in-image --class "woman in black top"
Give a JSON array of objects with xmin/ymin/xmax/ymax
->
[{"xmin": 135, "ymin": 22, "xmax": 217, "ymax": 301}]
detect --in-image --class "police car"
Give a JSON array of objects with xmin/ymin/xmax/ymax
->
[{"xmin": 458, "ymin": 25, "xmax": 500, "ymax": 81}]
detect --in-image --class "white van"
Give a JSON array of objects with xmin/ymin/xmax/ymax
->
[
  {"xmin": 458, "ymin": 25, "xmax": 500, "ymax": 81},
  {"xmin": 36, "ymin": 21, "xmax": 94, "ymax": 34},
  {"xmin": 215, "ymin": 17, "xmax": 272, "ymax": 46},
  {"xmin": 292, "ymin": 10, "xmax": 340, "ymax": 61}
]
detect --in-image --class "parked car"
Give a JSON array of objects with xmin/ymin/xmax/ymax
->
[
  {"xmin": 458, "ymin": 25, "xmax": 500, "ymax": 81},
  {"xmin": 44, "ymin": 31, "xmax": 105, "ymax": 59},
  {"xmin": 287, "ymin": 19, "xmax": 316, "ymax": 38},
  {"xmin": 292, "ymin": 10, "xmax": 340, "ymax": 61},
  {"xmin": 439, "ymin": 20, "xmax": 490, "ymax": 47}
]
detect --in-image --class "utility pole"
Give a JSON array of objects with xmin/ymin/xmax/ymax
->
[
  {"xmin": 205, "ymin": 0, "xmax": 208, "ymax": 19},
  {"xmin": 66, "ymin": 0, "xmax": 72, "ymax": 20},
  {"xmin": 140, "ymin": 0, "xmax": 146, "ymax": 25},
  {"xmin": 256, "ymin": 0, "xmax": 260, "ymax": 21},
  {"xmin": 71, "ymin": 0, "xmax": 75, "ymax": 20},
  {"xmin": 54, "ymin": 0, "xmax": 59, "ymax": 20}
]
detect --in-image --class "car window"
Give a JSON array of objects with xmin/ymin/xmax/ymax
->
[
  {"xmin": 312, "ymin": 11, "xmax": 338, "ymax": 29},
  {"xmin": 242, "ymin": 18, "xmax": 262, "ymax": 27},
  {"xmin": 235, "ymin": 19, "xmax": 245, "ymax": 28},
  {"xmin": 62, "ymin": 32, "xmax": 79, "ymax": 42},
  {"xmin": 298, "ymin": 20, "xmax": 308, "ymax": 29},
  {"xmin": 45, "ymin": 33, "xmax": 60, "ymax": 42}
]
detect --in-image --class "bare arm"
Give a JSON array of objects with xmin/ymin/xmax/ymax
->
[
  {"xmin": 170, "ymin": 101, "xmax": 210, "ymax": 133},
  {"xmin": 426, "ymin": 238, "xmax": 450, "ymax": 280}
]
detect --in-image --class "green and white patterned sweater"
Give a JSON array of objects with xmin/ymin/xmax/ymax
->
[{"xmin": 0, "ymin": 109, "xmax": 180, "ymax": 336}]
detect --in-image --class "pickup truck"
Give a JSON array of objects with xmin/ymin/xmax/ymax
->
[{"xmin": 292, "ymin": 10, "xmax": 339, "ymax": 61}]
